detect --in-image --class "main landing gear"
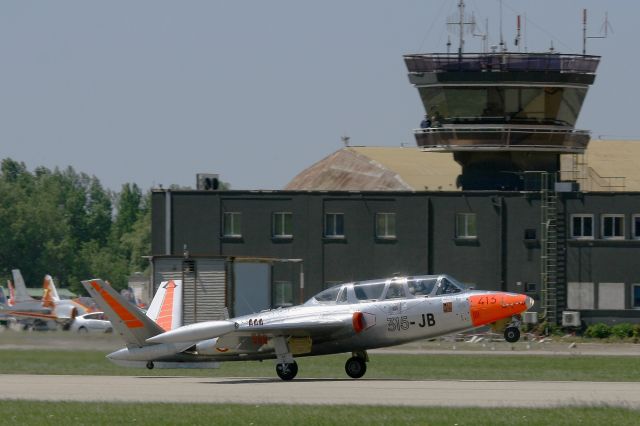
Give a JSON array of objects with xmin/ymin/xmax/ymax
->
[
  {"xmin": 345, "ymin": 351, "xmax": 368, "ymax": 379},
  {"xmin": 146, "ymin": 361, "xmax": 155, "ymax": 370},
  {"xmin": 274, "ymin": 351, "xmax": 370, "ymax": 381},
  {"xmin": 275, "ymin": 361, "xmax": 298, "ymax": 380}
]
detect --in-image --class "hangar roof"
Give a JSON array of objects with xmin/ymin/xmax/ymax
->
[{"xmin": 286, "ymin": 141, "xmax": 640, "ymax": 192}]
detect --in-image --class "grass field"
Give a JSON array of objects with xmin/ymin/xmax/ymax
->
[
  {"xmin": 1, "ymin": 349, "xmax": 639, "ymax": 381},
  {"xmin": 1, "ymin": 401, "xmax": 639, "ymax": 426}
]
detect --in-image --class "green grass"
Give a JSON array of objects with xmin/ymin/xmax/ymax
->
[
  {"xmin": 0, "ymin": 401, "xmax": 638, "ymax": 425},
  {"xmin": 1, "ymin": 349, "xmax": 640, "ymax": 381}
]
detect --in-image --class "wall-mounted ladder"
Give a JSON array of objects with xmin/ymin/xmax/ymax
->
[{"xmin": 540, "ymin": 172, "xmax": 561, "ymax": 324}]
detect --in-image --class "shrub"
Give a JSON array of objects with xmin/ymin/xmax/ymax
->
[
  {"xmin": 585, "ymin": 323, "xmax": 611, "ymax": 339},
  {"xmin": 610, "ymin": 323, "xmax": 634, "ymax": 339}
]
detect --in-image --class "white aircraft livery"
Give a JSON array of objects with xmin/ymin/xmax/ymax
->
[{"xmin": 83, "ymin": 274, "xmax": 533, "ymax": 380}]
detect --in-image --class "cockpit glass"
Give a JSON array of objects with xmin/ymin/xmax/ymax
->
[
  {"xmin": 313, "ymin": 286, "xmax": 342, "ymax": 303},
  {"xmin": 407, "ymin": 278, "xmax": 437, "ymax": 296},
  {"xmin": 353, "ymin": 281, "xmax": 386, "ymax": 301},
  {"xmin": 385, "ymin": 281, "xmax": 406, "ymax": 299},
  {"xmin": 435, "ymin": 277, "xmax": 463, "ymax": 295}
]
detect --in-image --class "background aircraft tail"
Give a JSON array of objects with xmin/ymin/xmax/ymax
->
[
  {"xmin": 81, "ymin": 279, "xmax": 164, "ymax": 348},
  {"xmin": 11, "ymin": 269, "xmax": 36, "ymax": 304},
  {"xmin": 145, "ymin": 280, "xmax": 183, "ymax": 331},
  {"xmin": 41, "ymin": 275, "xmax": 60, "ymax": 308}
]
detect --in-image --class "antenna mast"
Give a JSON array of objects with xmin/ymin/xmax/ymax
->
[
  {"xmin": 583, "ymin": 9, "xmax": 612, "ymax": 55},
  {"xmin": 447, "ymin": 0, "xmax": 476, "ymax": 58}
]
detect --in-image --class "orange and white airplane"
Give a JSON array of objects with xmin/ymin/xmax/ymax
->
[
  {"xmin": 84, "ymin": 274, "xmax": 533, "ymax": 380},
  {"xmin": 0, "ymin": 269, "xmax": 95, "ymax": 328}
]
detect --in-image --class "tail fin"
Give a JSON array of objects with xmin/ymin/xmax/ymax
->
[
  {"xmin": 11, "ymin": 269, "xmax": 36, "ymax": 304},
  {"xmin": 42, "ymin": 275, "xmax": 60, "ymax": 308},
  {"xmin": 145, "ymin": 280, "xmax": 183, "ymax": 331},
  {"xmin": 81, "ymin": 279, "xmax": 164, "ymax": 348}
]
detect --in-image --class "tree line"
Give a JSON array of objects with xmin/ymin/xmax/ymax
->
[{"xmin": 0, "ymin": 158, "xmax": 150, "ymax": 295}]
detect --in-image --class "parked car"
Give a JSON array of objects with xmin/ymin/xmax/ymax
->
[{"xmin": 69, "ymin": 312, "xmax": 112, "ymax": 333}]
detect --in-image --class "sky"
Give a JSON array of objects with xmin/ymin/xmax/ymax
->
[{"xmin": 0, "ymin": 1, "xmax": 634, "ymax": 191}]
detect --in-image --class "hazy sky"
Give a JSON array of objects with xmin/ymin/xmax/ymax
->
[{"xmin": 0, "ymin": 1, "xmax": 633, "ymax": 191}]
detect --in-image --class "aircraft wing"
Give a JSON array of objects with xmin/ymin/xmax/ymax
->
[
  {"xmin": 147, "ymin": 313, "xmax": 354, "ymax": 344},
  {"xmin": 0, "ymin": 308, "xmax": 58, "ymax": 322}
]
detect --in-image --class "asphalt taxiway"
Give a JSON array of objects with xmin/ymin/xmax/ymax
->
[{"xmin": 1, "ymin": 374, "xmax": 639, "ymax": 407}]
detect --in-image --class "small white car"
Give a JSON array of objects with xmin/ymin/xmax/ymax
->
[{"xmin": 69, "ymin": 312, "xmax": 112, "ymax": 333}]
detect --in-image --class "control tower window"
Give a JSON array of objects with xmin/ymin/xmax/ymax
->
[{"xmin": 419, "ymin": 86, "xmax": 586, "ymax": 127}]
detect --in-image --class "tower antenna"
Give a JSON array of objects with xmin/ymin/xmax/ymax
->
[
  {"xmin": 583, "ymin": 9, "xmax": 613, "ymax": 55},
  {"xmin": 447, "ymin": 0, "xmax": 476, "ymax": 58}
]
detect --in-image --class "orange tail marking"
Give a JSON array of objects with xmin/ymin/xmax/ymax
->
[
  {"xmin": 42, "ymin": 278, "xmax": 54, "ymax": 309},
  {"xmin": 469, "ymin": 293, "xmax": 529, "ymax": 327},
  {"xmin": 156, "ymin": 280, "xmax": 176, "ymax": 331},
  {"xmin": 90, "ymin": 281, "xmax": 143, "ymax": 328}
]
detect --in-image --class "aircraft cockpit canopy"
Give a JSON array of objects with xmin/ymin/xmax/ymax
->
[{"xmin": 306, "ymin": 274, "xmax": 465, "ymax": 305}]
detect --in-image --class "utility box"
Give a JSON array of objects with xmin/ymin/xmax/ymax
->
[
  {"xmin": 562, "ymin": 311, "xmax": 581, "ymax": 327},
  {"xmin": 523, "ymin": 312, "xmax": 538, "ymax": 324}
]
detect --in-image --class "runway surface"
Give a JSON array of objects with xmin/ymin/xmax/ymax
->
[{"xmin": 2, "ymin": 374, "xmax": 639, "ymax": 407}]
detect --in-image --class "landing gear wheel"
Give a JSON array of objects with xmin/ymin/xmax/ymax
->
[
  {"xmin": 276, "ymin": 361, "xmax": 298, "ymax": 381},
  {"xmin": 345, "ymin": 356, "xmax": 367, "ymax": 379},
  {"xmin": 146, "ymin": 361, "xmax": 155, "ymax": 370},
  {"xmin": 504, "ymin": 327, "xmax": 520, "ymax": 343}
]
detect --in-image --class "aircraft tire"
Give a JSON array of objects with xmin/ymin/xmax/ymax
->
[
  {"xmin": 504, "ymin": 327, "xmax": 520, "ymax": 343},
  {"xmin": 146, "ymin": 361, "xmax": 155, "ymax": 370},
  {"xmin": 345, "ymin": 356, "xmax": 367, "ymax": 379},
  {"xmin": 276, "ymin": 361, "xmax": 298, "ymax": 381}
]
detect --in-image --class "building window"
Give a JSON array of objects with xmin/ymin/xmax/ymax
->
[
  {"xmin": 272, "ymin": 212, "xmax": 293, "ymax": 238},
  {"xmin": 570, "ymin": 214, "xmax": 593, "ymax": 239},
  {"xmin": 601, "ymin": 214, "xmax": 624, "ymax": 240},
  {"xmin": 633, "ymin": 215, "xmax": 640, "ymax": 240},
  {"xmin": 324, "ymin": 213, "xmax": 345, "ymax": 238},
  {"xmin": 632, "ymin": 284, "xmax": 640, "ymax": 309},
  {"xmin": 455, "ymin": 213, "xmax": 477, "ymax": 239},
  {"xmin": 272, "ymin": 281, "xmax": 293, "ymax": 308},
  {"xmin": 524, "ymin": 282, "xmax": 537, "ymax": 293},
  {"xmin": 223, "ymin": 212, "xmax": 242, "ymax": 237},
  {"xmin": 376, "ymin": 213, "xmax": 396, "ymax": 239}
]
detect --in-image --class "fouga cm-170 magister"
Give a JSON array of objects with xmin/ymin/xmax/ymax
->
[{"xmin": 82, "ymin": 274, "xmax": 533, "ymax": 381}]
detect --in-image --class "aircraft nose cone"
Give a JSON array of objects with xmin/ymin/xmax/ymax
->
[{"xmin": 525, "ymin": 296, "xmax": 535, "ymax": 310}]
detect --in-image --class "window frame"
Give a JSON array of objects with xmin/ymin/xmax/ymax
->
[
  {"xmin": 570, "ymin": 214, "xmax": 594, "ymax": 240},
  {"xmin": 455, "ymin": 212, "xmax": 477, "ymax": 239},
  {"xmin": 324, "ymin": 212, "xmax": 345, "ymax": 239},
  {"xmin": 601, "ymin": 214, "xmax": 625, "ymax": 240},
  {"xmin": 272, "ymin": 212, "xmax": 293, "ymax": 239},
  {"xmin": 632, "ymin": 284, "xmax": 640, "ymax": 309},
  {"xmin": 632, "ymin": 214, "xmax": 640, "ymax": 240},
  {"xmin": 375, "ymin": 212, "xmax": 397, "ymax": 240},
  {"xmin": 222, "ymin": 212, "xmax": 242, "ymax": 238},
  {"xmin": 272, "ymin": 281, "xmax": 293, "ymax": 308}
]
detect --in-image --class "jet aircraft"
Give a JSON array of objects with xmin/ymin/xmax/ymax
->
[
  {"xmin": 84, "ymin": 274, "xmax": 533, "ymax": 380},
  {"xmin": 0, "ymin": 269, "xmax": 95, "ymax": 328}
]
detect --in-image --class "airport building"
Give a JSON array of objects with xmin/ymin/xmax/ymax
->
[{"xmin": 150, "ymin": 44, "xmax": 640, "ymax": 327}]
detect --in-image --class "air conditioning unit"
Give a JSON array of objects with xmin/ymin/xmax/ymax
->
[
  {"xmin": 197, "ymin": 173, "xmax": 220, "ymax": 191},
  {"xmin": 562, "ymin": 311, "xmax": 581, "ymax": 327},
  {"xmin": 523, "ymin": 312, "xmax": 538, "ymax": 324}
]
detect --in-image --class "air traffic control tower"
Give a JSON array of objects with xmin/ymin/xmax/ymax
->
[{"xmin": 404, "ymin": 52, "xmax": 600, "ymax": 190}]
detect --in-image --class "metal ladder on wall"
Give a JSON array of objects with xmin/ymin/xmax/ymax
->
[{"xmin": 539, "ymin": 172, "xmax": 559, "ymax": 324}]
